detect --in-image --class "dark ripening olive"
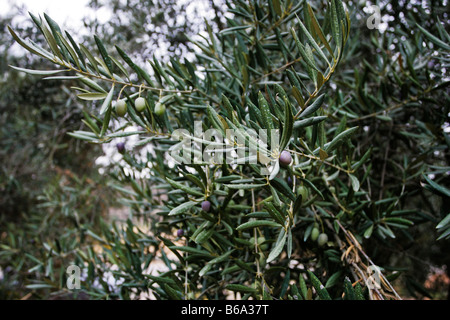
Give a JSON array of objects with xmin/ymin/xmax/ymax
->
[
  {"xmin": 317, "ymin": 233, "xmax": 328, "ymax": 247},
  {"xmin": 201, "ymin": 200, "xmax": 211, "ymax": 212},
  {"xmin": 177, "ymin": 229, "xmax": 184, "ymax": 237},
  {"xmin": 279, "ymin": 150, "xmax": 292, "ymax": 166},
  {"xmin": 135, "ymin": 97, "xmax": 146, "ymax": 112},
  {"xmin": 116, "ymin": 142, "xmax": 125, "ymax": 154},
  {"xmin": 287, "ymin": 176, "xmax": 293, "ymax": 186},
  {"xmin": 310, "ymin": 227, "xmax": 320, "ymax": 242},
  {"xmin": 115, "ymin": 99, "xmax": 127, "ymax": 117}
]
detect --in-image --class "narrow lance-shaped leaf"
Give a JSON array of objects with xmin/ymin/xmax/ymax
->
[
  {"xmin": 94, "ymin": 35, "xmax": 113, "ymax": 76},
  {"xmin": 8, "ymin": 26, "xmax": 54, "ymax": 61},
  {"xmin": 56, "ymin": 31, "xmax": 81, "ymax": 70},
  {"xmin": 291, "ymin": 27, "xmax": 320, "ymax": 72},
  {"xmin": 110, "ymin": 55, "xmax": 130, "ymax": 80},
  {"xmin": 206, "ymin": 105, "xmax": 225, "ymax": 135},
  {"xmin": 292, "ymin": 86, "xmax": 305, "ymax": 108},
  {"xmin": 79, "ymin": 43, "xmax": 100, "ymax": 75},
  {"xmin": 349, "ymin": 174, "xmax": 360, "ymax": 192},
  {"xmin": 225, "ymin": 284, "xmax": 257, "ymax": 294},
  {"xmin": 44, "ymin": 14, "xmax": 70, "ymax": 61},
  {"xmin": 258, "ymin": 91, "xmax": 274, "ymax": 143},
  {"xmin": 267, "ymin": 228, "xmax": 287, "ymax": 263},
  {"xmin": 9, "ymin": 66, "xmax": 69, "ymax": 76},
  {"xmin": 294, "ymin": 115, "xmax": 327, "ymax": 129},
  {"xmin": 166, "ymin": 178, "xmax": 204, "ymax": 197},
  {"xmin": 40, "ymin": 21, "xmax": 64, "ymax": 61},
  {"xmin": 330, "ymin": 0, "xmax": 341, "ymax": 54},
  {"xmin": 65, "ymin": 31, "xmax": 86, "ymax": 69},
  {"xmin": 100, "ymin": 100, "xmax": 112, "ymax": 137},
  {"xmin": 324, "ymin": 126, "xmax": 359, "ymax": 153},
  {"xmin": 436, "ymin": 214, "xmax": 450, "ymax": 230},
  {"xmin": 99, "ymin": 84, "xmax": 115, "ymax": 115},
  {"xmin": 236, "ymin": 220, "xmax": 281, "ymax": 231},
  {"xmin": 308, "ymin": 271, "xmax": 331, "ymax": 300},
  {"xmin": 298, "ymin": 94, "xmax": 326, "ymax": 118},
  {"xmin": 280, "ymin": 97, "xmax": 294, "ymax": 150},
  {"xmin": 79, "ymin": 77, "xmax": 107, "ymax": 93},
  {"xmin": 168, "ymin": 201, "xmax": 197, "ymax": 216},
  {"xmin": 422, "ymin": 174, "xmax": 450, "ymax": 198},
  {"xmin": 304, "ymin": 43, "xmax": 318, "ymax": 84},
  {"xmin": 77, "ymin": 92, "xmax": 108, "ymax": 101},
  {"xmin": 307, "ymin": 3, "xmax": 334, "ymax": 58},
  {"xmin": 296, "ymin": 14, "xmax": 331, "ymax": 68}
]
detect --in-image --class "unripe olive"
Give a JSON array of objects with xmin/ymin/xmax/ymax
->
[
  {"xmin": 116, "ymin": 142, "xmax": 125, "ymax": 154},
  {"xmin": 115, "ymin": 99, "xmax": 127, "ymax": 117},
  {"xmin": 201, "ymin": 200, "xmax": 211, "ymax": 212},
  {"xmin": 257, "ymin": 236, "xmax": 268, "ymax": 251},
  {"xmin": 135, "ymin": 97, "xmax": 146, "ymax": 112},
  {"xmin": 154, "ymin": 102, "xmax": 166, "ymax": 116},
  {"xmin": 259, "ymin": 255, "xmax": 266, "ymax": 268},
  {"xmin": 279, "ymin": 150, "xmax": 292, "ymax": 166},
  {"xmin": 329, "ymin": 186, "xmax": 336, "ymax": 194},
  {"xmin": 257, "ymin": 236, "xmax": 265, "ymax": 245},
  {"xmin": 310, "ymin": 227, "xmax": 320, "ymax": 242},
  {"xmin": 297, "ymin": 185, "xmax": 309, "ymax": 200},
  {"xmin": 317, "ymin": 233, "xmax": 328, "ymax": 247}
]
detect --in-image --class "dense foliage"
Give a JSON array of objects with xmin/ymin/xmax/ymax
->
[{"xmin": 3, "ymin": 0, "xmax": 449, "ymax": 300}]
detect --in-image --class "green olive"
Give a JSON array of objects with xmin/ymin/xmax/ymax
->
[
  {"xmin": 317, "ymin": 233, "xmax": 328, "ymax": 247},
  {"xmin": 297, "ymin": 185, "xmax": 309, "ymax": 200},
  {"xmin": 154, "ymin": 102, "xmax": 166, "ymax": 116},
  {"xmin": 257, "ymin": 236, "xmax": 268, "ymax": 251},
  {"xmin": 329, "ymin": 186, "xmax": 336, "ymax": 194},
  {"xmin": 310, "ymin": 227, "xmax": 320, "ymax": 242},
  {"xmin": 257, "ymin": 236, "xmax": 265, "ymax": 245},
  {"xmin": 135, "ymin": 97, "xmax": 146, "ymax": 112},
  {"xmin": 115, "ymin": 99, "xmax": 127, "ymax": 117},
  {"xmin": 259, "ymin": 255, "xmax": 266, "ymax": 268}
]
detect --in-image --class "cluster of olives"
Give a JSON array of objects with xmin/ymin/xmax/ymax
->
[
  {"xmin": 174, "ymin": 201, "xmax": 211, "ymax": 238},
  {"xmin": 310, "ymin": 223, "xmax": 328, "ymax": 247},
  {"xmin": 115, "ymin": 97, "xmax": 166, "ymax": 117}
]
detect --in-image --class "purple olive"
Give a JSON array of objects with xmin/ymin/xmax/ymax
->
[
  {"xmin": 287, "ymin": 176, "xmax": 293, "ymax": 186},
  {"xmin": 177, "ymin": 229, "xmax": 184, "ymax": 237},
  {"xmin": 116, "ymin": 142, "xmax": 125, "ymax": 154},
  {"xmin": 279, "ymin": 150, "xmax": 292, "ymax": 166},
  {"xmin": 201, "ymin": 200, "xmax": 211, "ymax": 212}
]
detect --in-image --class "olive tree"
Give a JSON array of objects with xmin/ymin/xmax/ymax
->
[{"xmin": 8, "ymin": 0, "xmax": 449, "ymax": 300}]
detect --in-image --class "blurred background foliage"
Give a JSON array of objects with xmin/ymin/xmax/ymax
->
[{"xmin": 0, "ymin": 0, "xmax": 449, "ymax": 300}]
